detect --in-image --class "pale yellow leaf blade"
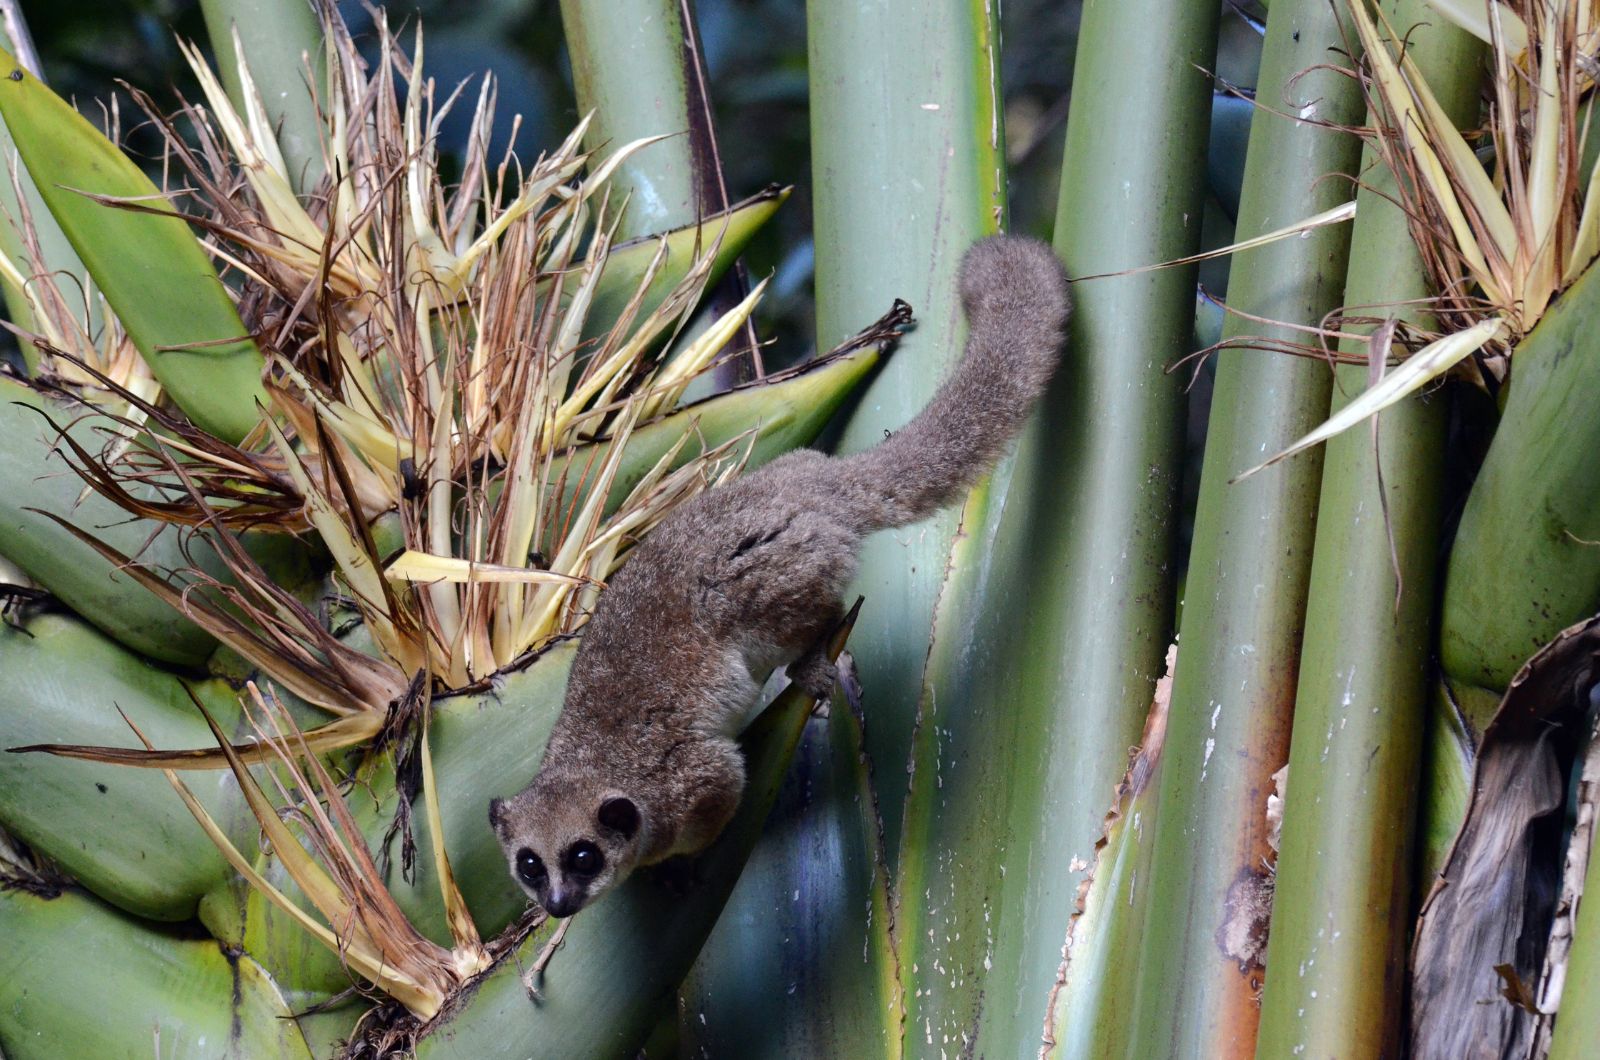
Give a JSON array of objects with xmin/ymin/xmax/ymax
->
[
  {"xmin": 386, "ymin": 550, "xmax": 586, "ymax": 585},
  {"xmin": 1232, "ymin": 317, "xmax": 1507, "ymax": 482}
]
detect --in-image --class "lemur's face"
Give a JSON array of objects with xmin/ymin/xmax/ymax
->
[{"xmin": 489, "ymin": 771, "xmax": 644, "ymax": 917}]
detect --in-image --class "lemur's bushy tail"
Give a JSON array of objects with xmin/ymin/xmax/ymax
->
[{"xmin": 835, "ymin": 234, "xmax": 1070, "ymax": 532}]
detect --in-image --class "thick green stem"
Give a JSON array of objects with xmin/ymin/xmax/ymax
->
[
  {"xmin": 558, "ymin": 0, "xmax": 723, "ymax": 241},
  {"xmin": 678, "ymin": 1, "xmax": 1005, "ymax": 1053},
  {"xmin": 889, "ymin": 0, "xmax": 1219, "ymax": 1054},
  {"xmin": 1254, "ymin": 6, "xmax": 1483, "ymax": 1055},
  {"xmin": 558, "ymin": 0, "xmax": 759, "ymax": 387},
  {"xmin": 1123, "ymin": 1, "xmax": 1366, "ymax": 1053}
]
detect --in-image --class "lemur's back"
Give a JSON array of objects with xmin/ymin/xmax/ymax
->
[{"xmin": 493, "ymin": 234, "xmax": 1071, "ymax": 918}]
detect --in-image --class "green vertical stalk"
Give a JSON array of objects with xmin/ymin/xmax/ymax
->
[
  {"xmin": 558, "ymin": 0, "xmax": 724, "ymax": 242},
  {"xmin": 882, "ymin": 0, "xmax": 1219, "ymax": 1054},
  {"xmin": 807, "ymin": 0, "xmax": 1004, "ymax": 877},
  {"xmin": 1255, "ymin": 6, "xmax": 1483, "ymax": 1055},
  {"xmin": 1124, "ymin": 0, "xmax": 1366, "ymax": 1054},
  {"xmin": 681, "ymin": 0, "xmax": 1004, "ymax": 1052},
  {"xmin": 558, "ymin": 0, "xmax": 759, "ymax": 386},
  {"xmin": 198, "ymin": 0, "xmax": 325, "ymax": 194}
]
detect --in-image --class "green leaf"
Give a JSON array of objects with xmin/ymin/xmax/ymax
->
[
  {"xmin": 1122, "ymin": 0, "xmax": 1367, "ymax": 1052},
  {"xmin": 549, "ymin": 340, "xmax": 881, "ymax": 522},
  {"xmin": 0, "ymin": 882, "xmax": 313, "ymax": 1060},
  {"xmin": 0, "ymin": 614, "xmax": 250, "ymax": 920},
  {"xmin": 0, "ymin": 46, "xmax": 267, "ymax": 442},
  {"xmin": 584, "ymin": 186, "xmax": 788, "ymax": 342},
  {"xmin": 0, "ymin": 376, "xmax": 218, "ymax": 665},
  {"xmin": 1255, "ymin": 9, "xmax": 1484, "ymax": 1052}
]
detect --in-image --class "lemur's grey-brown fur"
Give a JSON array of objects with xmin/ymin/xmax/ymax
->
[{"xmin": 489, "ymin": 234, "xmax": 1070, "ymax": 917}]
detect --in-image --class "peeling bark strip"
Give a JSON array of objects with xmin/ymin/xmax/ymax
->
[
  {"xmin": 1039, "ymin": 644, "xmax": 1175, "ymax": 1058},
  {"xmin": 1411, "ymin": 613, "xmax": 1600, "ymax": 1059},
  {"xmin": 1527, "ymin": 716, "xmax": 1600, "ymax": 1055}
]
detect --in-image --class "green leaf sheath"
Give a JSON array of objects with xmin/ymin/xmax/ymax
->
[
  {"xmin": 544, "ymin": 343, "xmax": 879, "ymax": 521},
  {"xmin": 0, "ymin": 884, "xmax": 312, "ymax": 1060},
  {"xmin": 0, "ymin": 378, "xmax": 219, "ymax": 664},
  {"xmin": 558, "ymin": 0, "xmax": 717, "ymax": 241},
  {"xmin": 807, "ymin": 0, "xmax": 1005, "ymax": 885},
  {"xmin": 0, "ymin": 615, "xmax": 253, "ymax": 921},
  {"xmin": 1255, "ymin": 6, "xmax": 1484, "ymax": 1057},
  {"xmin": 678, "ymin": 0, "xmax": 1006, "ymax": 1053},
  {"xmin": 0, "ymin": 47, "xmax": 267, "ymax": 443},
  {"xmin": 1440, "ymin": 256, "xmax": 1600, "ymax": 691},
  {"xmin": 582, "ymin": 187, "xmax": 786, "ymax": 343},
  {"xmin": 682, "ymin": 688, "xmax": 902, "ymax": 1058},
  {"xmin": 1124, "ymin": 1, "xmax": 1366, "ymax": 1054}
]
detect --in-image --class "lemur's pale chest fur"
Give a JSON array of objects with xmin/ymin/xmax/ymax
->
[{"xmin": 490, "ymin": 235, "xmax": 1071, "ymax": 917}]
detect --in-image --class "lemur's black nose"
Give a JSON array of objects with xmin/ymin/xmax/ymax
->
[{"xmin": 543, "ymin": 890, "xmax": 581, "ymax": 918}]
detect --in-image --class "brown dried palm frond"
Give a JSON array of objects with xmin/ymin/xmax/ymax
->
[
  {"xmin": 126, "ymin": 682, "xmax": 502, "ymax": 1020},
  {"xmin": 58, "ymin": 3, "xmax": 764, "ymax": 697},
  {"xmin": 1239, "ymin": 0, "xmax": 1600, "ymax": 476},
  {"xmin": 1350, "ymin": 0, "xmax": 1600, "ymax": 353}
]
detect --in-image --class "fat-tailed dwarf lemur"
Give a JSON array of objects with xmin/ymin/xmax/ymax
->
[{"xmin": 490, "ymin": 234, "xmax": 1070, "ymax": 917}]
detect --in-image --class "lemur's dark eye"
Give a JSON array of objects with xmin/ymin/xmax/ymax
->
[
  {"xmin": 515, "ymin": 848, "xmax": 546, "ymax": 886},
  {"xmin": 565, "ymin": 840, "xmax": 604, "ymax": 877}
]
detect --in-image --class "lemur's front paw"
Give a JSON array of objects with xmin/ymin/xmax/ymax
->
[{"xmin": 788, "ymin": 652, "xmax": 839, "ymax": 702}]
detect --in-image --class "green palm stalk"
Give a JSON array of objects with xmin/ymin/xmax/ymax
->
[
  {"xmin": 1254, "ymin": 5, "xmax": 1484, "ymax": 1054},
  {"xmin": 1122, "ymin": 0, "xmax": 1366, "ymax": 1053}
]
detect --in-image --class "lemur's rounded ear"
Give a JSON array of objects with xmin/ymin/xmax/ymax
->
[
  {"xmin": 488, "ymin": 797, "xmax": 510, "ymax": 840},
  {"xmin": 597, "ymin": 796, "xmax": 639, "ymax": 839}
]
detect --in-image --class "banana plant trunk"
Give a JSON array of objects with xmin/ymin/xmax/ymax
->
[
  {"xmin": 1254, "ymin": 5, "xmax": 1484, "ymax": 1055},
  {"xmin": 1123, "ymin": 0, "xmax": 1366, "ymax": 1053}
]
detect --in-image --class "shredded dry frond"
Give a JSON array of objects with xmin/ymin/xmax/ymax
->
[{"xmin": 55, "ymin": 3, "xmax": 767, "ymax": 696}]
